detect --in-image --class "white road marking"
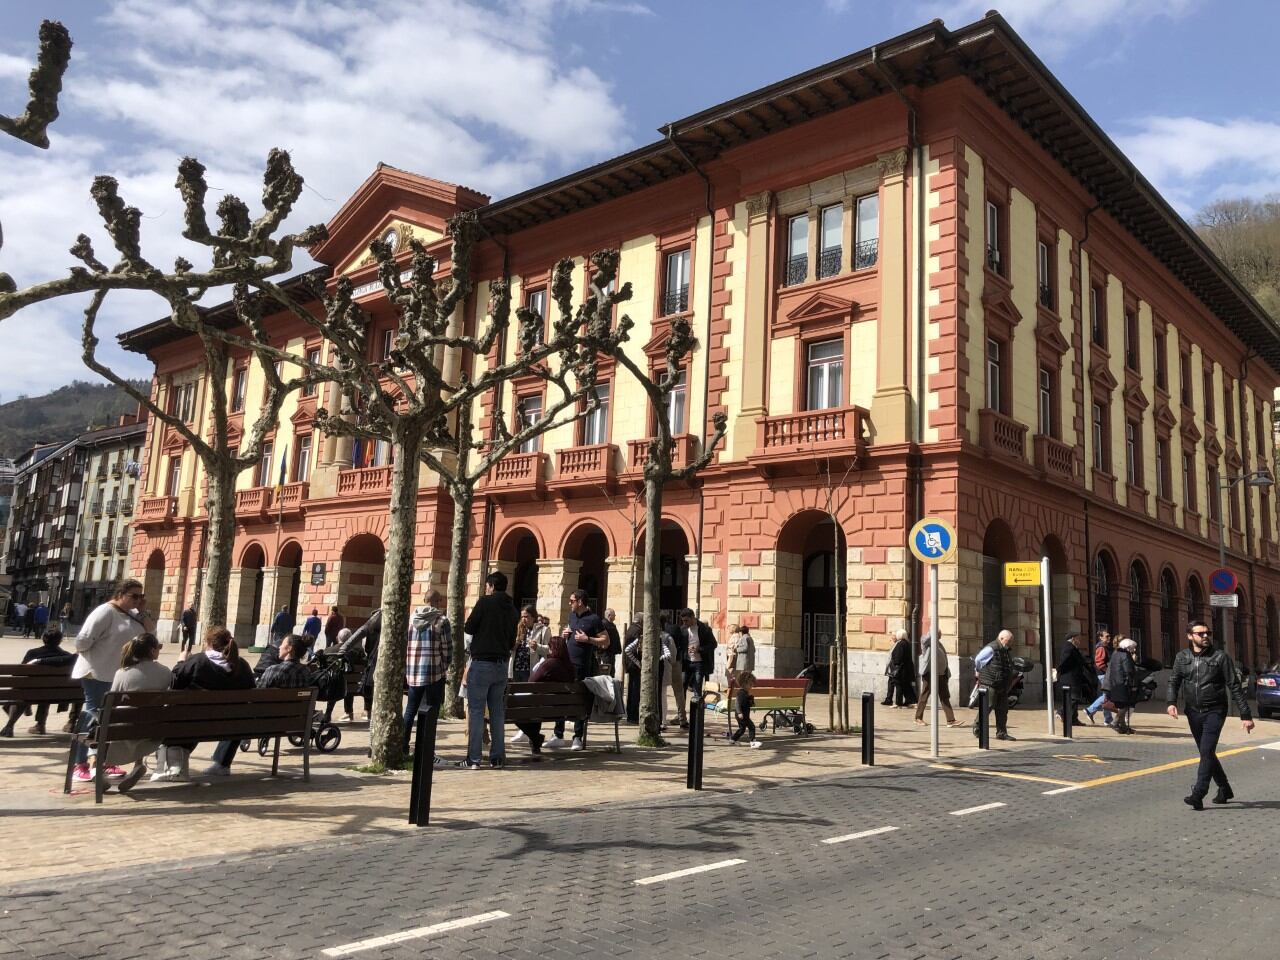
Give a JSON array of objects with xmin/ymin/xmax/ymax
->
[
  {"xmin": 321, "ymin": 910, "xmax": 509, "ymax": 957},
  {"xmin": 949, "ymin": 801, "xmax": 1007, "ymax": 816},
  {"xmin": 1042, "ymin": 785, "xmax": 1085, "ymax": 796},
  {"xmin": 1259, "ymin": 741, "xmax": 1280, "ymax": 751},
  {"xmin": 821, "ymin": 825, "xmax": 899, "ymax": 845},
  {"xmin": 634, "ymin": 858, "xmax": 747, "ymax": 885}
]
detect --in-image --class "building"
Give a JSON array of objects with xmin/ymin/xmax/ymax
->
[
  {"xmin": 122, "ymin": 13, "xmax": 1280, "ymax": 683},
  {"xmin": 3, "ymin": 440, "xmax": 86, "ymax": 614},
  {"xmin": 70, "ymin": 417, "xmax": 148, "ymax": 619}
]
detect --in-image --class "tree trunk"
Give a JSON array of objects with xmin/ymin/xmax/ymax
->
[
  {"xmin": 368, "ymin": 421, "xmax": 423, "ymax": 769},
  {"xmin": 198, "ymin": 461, "xmax": 237, "ymax": 630},
  {"xmin": 443, "ymin": 484, "xmax": 474, "ymax": 720},
  {"xmin": 638, "ymin": 474, "xmax": 665, "ymax": 744}
]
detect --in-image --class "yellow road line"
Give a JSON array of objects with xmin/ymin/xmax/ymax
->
[
  {"xmin": 929, "ymin": 763, "xmax": 1077, "ymax": 787},
  {"xmin": 1075, "ymin": 745, "xmax": 1260, "ymax": 789}
]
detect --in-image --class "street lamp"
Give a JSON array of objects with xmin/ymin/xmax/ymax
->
[{"xmin": 1215, "ymin": 469, "xmax": 1273, "ymax": 658}]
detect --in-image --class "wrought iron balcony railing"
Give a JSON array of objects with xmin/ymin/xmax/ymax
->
[
  {"xmin": 817, "ymin": 247, "xmax": 841, "ymax": 279},
  {"xmin": 853, "ymin": 237, "xmax": 879, "ymax": 271},
  {"xmin": 660, "ymin": 285, "xmax": 689, "ymax": 316},
  {"xmin": 785, "ymin": 255, "xmax": 808, "ymax": 287}
]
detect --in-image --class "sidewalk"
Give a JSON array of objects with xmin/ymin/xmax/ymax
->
[{"xmin": 2, "ymin": 634, "xmax": 1272, "ymax": 888}]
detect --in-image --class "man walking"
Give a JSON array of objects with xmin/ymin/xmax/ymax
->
[
  {"xmin": 462, "ymin": 571, "xmax": 518, "ymax": 768},
  {"xmin": 546, "ymin": 589, "xmax": 608, "ymax": 750},
  {"xmin": 676, "ymin": 607, "xmax": 717, "ymax": 699},
  {"xmin": 179, "ymin": 604, "xmax": 197, "ymax": 659},
  {"xmin": 1167, "ymin": 620, "xmax": 1254, "ymax": 810},
  {"xmin": 270, "ymin": 604, "xmax": 294, "ymax": 644},
  {"xmin": 883, "ymin": 629, "xmax": 916, "ymax": 707},
  {"xmin": 1085, "ymin": 630, "xmax": 1114, "ymax": 725},
  {"xmin": 973, "ymin": 629, "xmax": 1017, "ymax": 741},
  {"xmin": 914, "ymin": 632, "xmax": 963, "ymax": 726},
  {"xmin": 404, "ymin": 590, "xmax": 450, "ymax": 763}
]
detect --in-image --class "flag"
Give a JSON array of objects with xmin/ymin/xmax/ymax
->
[
  {"xmin": 351, "ymin": 438, "xmax": 363, "ymax": 467},
  {"xmin": 276, "ymin": 444, "xmax": 288, "ymax": 493}
]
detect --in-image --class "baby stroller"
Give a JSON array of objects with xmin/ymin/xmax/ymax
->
[{"xmin": 240, "ymin": 650, "xmax": 351, "ymax": 755}]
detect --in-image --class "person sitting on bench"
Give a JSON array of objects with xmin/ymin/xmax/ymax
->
[{"xmin": 512, "ymin": 634, "xmax": 575, "ymax": 755}]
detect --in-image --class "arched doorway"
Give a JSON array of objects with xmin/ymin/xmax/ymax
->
[
  {"xmin": 497, "ymin": 527, "xmax": 542, "ymax": 612},
  {"xmin": 1186, "ymin": 574, "xmax": 1204, "ymax": 626},
  {"xmin": 564, "ymin": 524, "xmax": 609, "ymax": 612},
  {"xmin": 277, "ymin": 540, "xmax": 303, "ymax": 619},
  {"xmin": 776, "ymin": 510, "xmax": 847, "ymax": 682},
  {"xmin": 1267, "ymin": 596, "xmax": 1279, "ymax": 666},
  {"xmin": 982, "ymin": 520, "xmax": 1017, "ymax": 649},
  {"xmin": 1041, "ymin": 535, "xmax": 1070, "ymax": 649},
  {"xmin": 1158, "ymin": 568, "xmax": 1178, "ymax": 667},
  {"xmin": 143, "ymin": 550, "xmax": 165, "ymax": 621},
  {"xmin": 337, "ymin": 534, "xmax": 385, "ymax": 625},
  {"xmin": 1093, "ymin": 550, "xmax": 1118, "ymax": 637},
  {"xmin": 1234, "ymin": 588, "xmax": 1248, "ymax": 664},
  {"xmin": 240, "ymin": 542, "xmax": 266, "ymax": 629},
  {"xmin": 1128, "ymin": 560, "xmax": 1148, "ymax": 661}
]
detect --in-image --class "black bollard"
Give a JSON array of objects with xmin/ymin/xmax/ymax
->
[
  {"xmin": 861, "ymin": 691, "xmax": 875, "ymax": 766},
  {"xmin": 976, "ymin": 687, "xmax": 990, "ymax": 750},
  {"xmin": 408, "ymin": 703, "xmax": 438, "ymax": 826},
  {"xmin": 685, "ymin": 694, "xmax": 699, "ymax": 790},
  {"xmin": 693, "ymin": 696, "xmax": 704, "ymax": 790},
  {"xmin": 1061, "ymin": 685, "xmax": 1074, "ymax": 739}
]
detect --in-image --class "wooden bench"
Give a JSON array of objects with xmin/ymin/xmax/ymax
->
[
  {"xmin": 1, "ymin": 664, "xmax": 83, "ymax": 733},
  {"xmin": 64, "ymin": 687, "xmax": 317, "ymax": 802},
  {"xmin": 504, "ymin": 681, "xmax": 621, "ymax": 753},
  {"xmin": 717, "ymin": 676, "xmax": 812, "ymax": 736}
]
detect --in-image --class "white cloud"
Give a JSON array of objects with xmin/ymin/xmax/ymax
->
[
  {"xmin": 0, "ymin": 0, "xmax": 637, "ymax": 398},
  {"xmin": 1117, "ymin": 115, "xmax": 1280, "ymax": 212}
]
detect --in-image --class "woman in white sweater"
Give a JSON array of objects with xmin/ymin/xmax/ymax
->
[{"xmin": 105, "ymin": 634, "xmax": 172, "ymax": 792}]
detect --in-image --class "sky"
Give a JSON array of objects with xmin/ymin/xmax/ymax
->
[{"xmin": 0, "ymin": 0, "xmax": 1277, "ymax": 399}]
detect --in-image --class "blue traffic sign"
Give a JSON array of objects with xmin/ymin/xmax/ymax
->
[
  {"xmin": 1209, "ymin": 568, "xmax": 1237, "ymax": 594},
  {"xmin": 909, "ymin": 517, "xmax": 957, "ymax": 564}
]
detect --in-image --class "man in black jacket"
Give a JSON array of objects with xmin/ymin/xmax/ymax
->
[
  {"xmin": 676, "ymin": 607, "xmax": 718, "ymax": 699},
  {"xmin": 463, "ymin": 571, "xmax": 519, "ymax": 768},
  {"xmin": 1167, "ymin": 619, "xmax": 1254, "ymax": 810},
  {"xmin": 974, "ymin": 629, "xmax": 1016, "ymax": 741}
]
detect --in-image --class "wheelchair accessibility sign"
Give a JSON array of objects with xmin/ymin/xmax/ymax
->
[{"xmin": 909, "ymin": 517, "xmax": 957, "ymax": 565}]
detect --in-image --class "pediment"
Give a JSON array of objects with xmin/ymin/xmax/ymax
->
[
  {"xmin": 1122, "ymin": 381, "xmax": 1150, "ymax": 411},
  {"xmin": 289, "ymin": 402, "xmax": 316, "ymax": 428},
  {"xmin": 1154, "ymin": 401, "xmax": 1179, "ymax": 431},
  {"xmin": 642, "ymin": 322, "xmax": 672, "ymax": 358},
  {"xmin": 1034, "ymin": 314, "xmax": 1071, "ymax": 355},
  {"xmin": 1225, "ymin": 445, "xmax": 1244, "ymax": 471},
  {"xmin": 1180, "ymin": 417, "xmax": 1201, "ymax": 444},
  {"xmin": 338, "ymin": 219, "xmax": 436, "ymax": 276},
  {"xmin": 981, "ymin": 279, "xmax": 1023, "ymax": 329},
  {"xmin": 789, "ymin": 291, "xmax": 856, "ymax": 322},
  {"xmin": 1088, "ymin": 357, "xmax": 1119, "ymax": 393},
  {"xmin": 1205, "ymin": 433, "xmax": 1223, "ymax": 459}
]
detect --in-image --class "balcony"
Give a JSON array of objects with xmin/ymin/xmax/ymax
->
[
  {"xmin": 784, "ymin": 254, "xmax": 808, "ymax": 287},
  {"xmin": 137, "ymin": 495, "xmax": 177, "ymax": 527},
  {"xmin": 116, "ymin": 535, "xmax": 129, "ymax": 554},
  {"xmin": 626, "ymin": 434, "xmax": 695, "ymax": 475},
  {"xmin": 85, "ymin": 540, "xmax": 98, "ymax": 556},
  {"xmin": 554, "ymin": 443, "xmax": 618, "ymax": 495},
  {"xmin": 660, "ymin": 285, "xmax": 689, "ymax": 316},
  {"xmin": 95, "ymin": 465, "xmax": 107, "ymax": 479},
  {"xmin": 120, "ymin": 500, "xmax": 133, "ymax": 517},
  {"xmin": 484, "ymin": 451, "xmax": 548, "ymax": 500},
  {"xmin": 1032, "ymin": 434, "xmax": 1076, "ymax": 484},
  {"xmin": 853, "ymin": 237, "xmax": 878, "ymax": 271},
  {"xmin": 99, "ymin": 536, "xmax": 111, "ymax": 554},
  {"xmin": 111, "ymin": 462, "xmax": 123, "ymax": 479},
  {"xmin": 978, "ymin": 408, "xmax": 1027, "ymax": 462},
  {"xmin": 90, "ymin": 500, "xmax": 104, "ymax": 517},
  {"xmin": 277, "ymin": 481, "xmax": 309, "ymax": 518},
  {"xmin": 235, "ymin": 486, "xmax": 271, "ymax": 520},
  {"xmin": 105, "ymin": 499, "xmax": 119, "ymax": 516},
  {"xmin": 816, "ymin": 247, "xmax": 841, "ymax": 280},
  {"xmin": 336, "ymin": 465, "xmax": 393, "ymax": 497},
  {"xmin": 748, "ymin": 405, "xmax": 867, "ymax": 476}
]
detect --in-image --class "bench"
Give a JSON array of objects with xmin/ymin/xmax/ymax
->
[
  {"xmin": 716, "ymin": 676, "xmax": 812, "ymax": 736},
  {"xmin": 1, "ymin": 664, "xmax": 83, "ymax": 734},
  {"xmin": 64, "ymin": 687, "xmax": 317, "ymax": 803},
  {"xmin": 504, "ymin": 681, "xmax": 621, "ymax": 753}
]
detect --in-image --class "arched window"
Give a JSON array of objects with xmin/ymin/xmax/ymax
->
[
  {"xmin": 1159, "ymin": 571, "xmax": 1178, "ymax": 667},
  {"xmin": 1186, "ymin": 576, "xmax": 1204, "ymax": 624},
  {"xmin": 1128, "ymin": 562, "xmax": 1147, "ymax": 660},
  {"xmin": 1094, "ymin": 553, "xmax": 1114, "ymax": 635}
]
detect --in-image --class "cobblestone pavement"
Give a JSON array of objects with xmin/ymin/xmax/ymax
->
[{"xmin": 1, "ymin": 726, "xmax": 1276, "ymax": 960}]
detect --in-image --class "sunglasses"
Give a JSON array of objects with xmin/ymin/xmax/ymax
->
[{"xmin": 1191, "ymin": 630, "xmax": 1212, "ymax": 637}]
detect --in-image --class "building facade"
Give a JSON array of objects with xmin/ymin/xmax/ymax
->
[
  {"xmin": 123, "ymin": 14, "xmax": 1280, "ymax": 684},
  {"xmin": 3, "ymin": 440, "xmax": 86, "ymax": 614}
]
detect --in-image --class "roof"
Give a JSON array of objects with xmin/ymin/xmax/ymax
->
[{"xmin": 118, "ymin": 11, "xmax": 1280, "ymax": 373}]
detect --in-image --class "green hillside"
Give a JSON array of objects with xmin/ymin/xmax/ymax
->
[{"xmin": 0, "ymin": 380, "xmax": 146, "ymax": 459}]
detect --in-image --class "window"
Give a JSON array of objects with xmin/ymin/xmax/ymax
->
[
  {"xmin": 855, "ymin": 194, "xmax": 879, "ymax": 269},
  {"xmin": 231, "ymin": 367, "xmax": 247, "ymax": 413},
  {"xmin": 1208, "ymin": 464, "xmax": 1221, "ymax": 522},
  {"xmin": 985, "ymin": 200, "xmax": 1002, "ymax": 274},
  {"xmin": 785, "ymin": 216, "xmax": 808, "ymax": 286},
  {"xmin": 805, "ymin": 339, "xmax": 843, "ymax": 410},
  {"xmin": 257, "ymin": 441, "xmax": 274, "ymax": 488},
  {"xmin": 662, "ymin": 249, "xmax": 690, "ymax": 315},
  {"xmin": 1038, "ymin": 367, "xmax": 1056, "ymax": 437},
  {"xmin": 1154, "ymin": 331, "xmax": 1167, "ymax": 392},
  {"xmin": 985, "ymin": 337, "xmax": 1004, "ymax": 413},
  {"xmin": 1124, "ymin": 310, "xmax": 1138, "ymax": 371},
  {"xmin": 301, "ymin": 347, "xmax": 321, "ymax": 397},
  {"xmin": 1092, "ymin": 402, "xmax": 1109, "ymax": 472},
  {"xmin": 1090, "ymin": 284, "xmax": 1106, "ymax": 347},
  {"xmin": 381, "ymin": 329, "xmax": 393, "ymax": 361},
  {"xmin": 1203, "ymin": 369, "xmax": 1215, "ymax": 424},
  {"xmin": 1125, "ymin": 419, "xmax": 1140, "ymax": 487},
  {"xmin": 525, "ymin": 288, "xmax": 547, "ymax": 342},
  {"xmin": 663, "ymin": 369, "xmax": 687, "ymax": 433},
  {"xmin": 1156, "ymin": 437, "xmax": 1170, "ymax": 499},
  {"xmin": 1262, "ymin": 486, "xmax": 1273, "ymax": 543},
  {"xmin": 1037, "ymin": 239, "xmax": 1054, "ymax": 309},
  {"xmin": 294, "ymin": 434, "xmax": 312, "ymax": 483},
  {"xmin": 817, "ymin": 204, "xmax": 842, "ymax": 279},
  {"xmin": 580, "ymin": 383, "xmax": 610, "ymax": 446},
  {"xmin": 166, "ymin": 457, "xmax": 182, "ymax": 497},
  {"xmin": 516, "ymin": 395, "xmax": 543, "ymax": 453},
  {"xmin": 1180, "ymin": 352, "xmax": 1191, "ymax": 406},
  {"xmin": 169, "ymin": 382, "xmax": 195, "ymax": 422},
  {"xmin": 1230, "ymin": 483, "xmax": 1241, "ymax": 530},
  {"xmin": 1182, "ymin": 452, "xmax": 1197, "ymax": 511},
  {"xmin": 1223, "ymin": 380, "xmax": 1235, "ymax": 438}
]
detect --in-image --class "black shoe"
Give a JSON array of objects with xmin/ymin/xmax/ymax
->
[
  {"xmin": 1183, "ymin": 795, "xmax": 1204, "ymax": 811},
  {"xmin": 1085, "ymin": 710, "xmax": 1097, "ymax": 725},
  {"xmin": 530, "ymin": 735, "xmax": 544, "ymax": 755},
  {"xmin": 1212, "ymin": 786, "xmax": 1234, "ymax": 804},
  {"xmin": 880, "ymin": 701, "xmax": 892, "ymax": 706},
  {"xmin": 995, "ymin": 732, "xmax": 1016, "ymax": 741},
  {"xmin": 490, "ymin": 757, "xmax": 506, "ymax": 769}
]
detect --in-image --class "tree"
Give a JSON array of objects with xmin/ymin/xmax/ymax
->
[
  {"xmin": 1196, "ymin": 195, "xmax": 1280, "ymax": 320},
  {"xmin": 587, "ymin": 307, "xmax": 727, "ymax": 745}
]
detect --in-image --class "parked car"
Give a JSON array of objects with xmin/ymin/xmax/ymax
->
[{"xmin": 1256, "ymin": 662, "xmax": 1280, "ymax": 720}]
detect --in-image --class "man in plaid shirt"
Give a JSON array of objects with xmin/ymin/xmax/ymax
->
[{"xmin": 404, "ymin": 590, "xmax": 451, "ymax": 760}]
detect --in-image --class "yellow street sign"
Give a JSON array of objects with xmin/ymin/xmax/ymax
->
[{"xmin": 1004, "ymin": 561, "xmax": 1042, "ymax": 587}]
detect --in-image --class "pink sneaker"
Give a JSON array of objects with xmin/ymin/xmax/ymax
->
[
  {"xmin": 102, "ymin": 765, "xmax": 127, "ymax": 780},
  {"xmin": 72, "ymin": 763, "xmax": 93, "ymax": 782}
]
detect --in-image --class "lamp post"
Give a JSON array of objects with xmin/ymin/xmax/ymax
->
[{"xmin": 1216, "ymin": 469, "xmax": 1273, "ymax": 660}]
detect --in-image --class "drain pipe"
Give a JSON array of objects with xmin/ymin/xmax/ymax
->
[
  {"xmin": 664, "ymin": 124, "xmax": 715, "ymax": 621},
  {"xmin": 873, "ymin": 48, "xmax": 927, "ymax": 646}
]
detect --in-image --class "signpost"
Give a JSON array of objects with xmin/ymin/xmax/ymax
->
[
  {"xmin": 1210, "ymin": 593, "xmax": 1239, "ymax": 608},
  {"xmin": 1004, "ymin": 560, "xmax": 1054, "ymax": 735},
  {"xmin": 908, "ymin": 517, "xmax": 956, "ymax": 759},
  {"xmin": 310, "ymin": 562, "xmax": 326, "ymax": 586},
  {"xmin": 1003, "ymin": 562, "xmax": 1042, "ymax": 587}
]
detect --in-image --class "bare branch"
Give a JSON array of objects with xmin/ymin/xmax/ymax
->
[{"xmin": 0, "ymin": 20, "xmax": 71, "ymax": 149}]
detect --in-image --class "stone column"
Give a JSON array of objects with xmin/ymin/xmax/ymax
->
[
  {"xmin": 869, "ymin": 148, "xmax": 913, "ymax": 444},
  {"xmin": 258, "ymin": 566, "xmax": 299, "ymax": 647},
  {"xmin": 224, "ymin": 569, "xmax": 259, "ymax": 647},
  {"xmin": 535, "ymin": 558, "xmax": 582, "ymax": 630},
  {"xmin": 729, "ymin": 191, "xmax": 773, "ymax": 461},
  {"xmin": 605, "ymin": 556, "xmax": 640, "ymax": 623}
]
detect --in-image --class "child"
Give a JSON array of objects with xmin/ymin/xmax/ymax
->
[{"xmin": 731, "ymin": 671, "xmax": 763, "ymax": 748}]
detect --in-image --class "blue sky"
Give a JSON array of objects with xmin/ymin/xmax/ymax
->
[{"xmin": 1, "ymin": 0, "xmax": 1277, "ymax": 400}]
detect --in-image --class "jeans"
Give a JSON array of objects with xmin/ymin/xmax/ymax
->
[
  {"xmin": 211, "ymin": 738, "xmax": 239, "ymax": 768},
  {"xmin": 732, "ymin": 715, "xmax": 756, "ymax": 742},
  {"xmin": 403, "ymin": 678, "xmax": 446, "ymax": 752},
  {"xmin": 1186, "ymin": 707, "xmax": 1229, "ymax": 799},
  {"xmin": 72, "ymin": 677, "xmax": 112, "ymax": 765},
  {"xmin": 466, "ymin": 660, "xmax": 508, "ymax": 764},
  {"xmin": 667, "ymin": 658, "xmax": 687, "ymax": 722},
  {"xmin": 554, "ymin": 662, "xmax": 593, "ymax": 741},
  {"xmin": 1087, "ymin": 674, "xmax": 1114, "ymax": 723}
]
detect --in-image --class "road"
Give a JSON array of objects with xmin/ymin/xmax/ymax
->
[{"xmin": 1, "ymin": 734, "xmax": 1277, "ymax": 960}]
